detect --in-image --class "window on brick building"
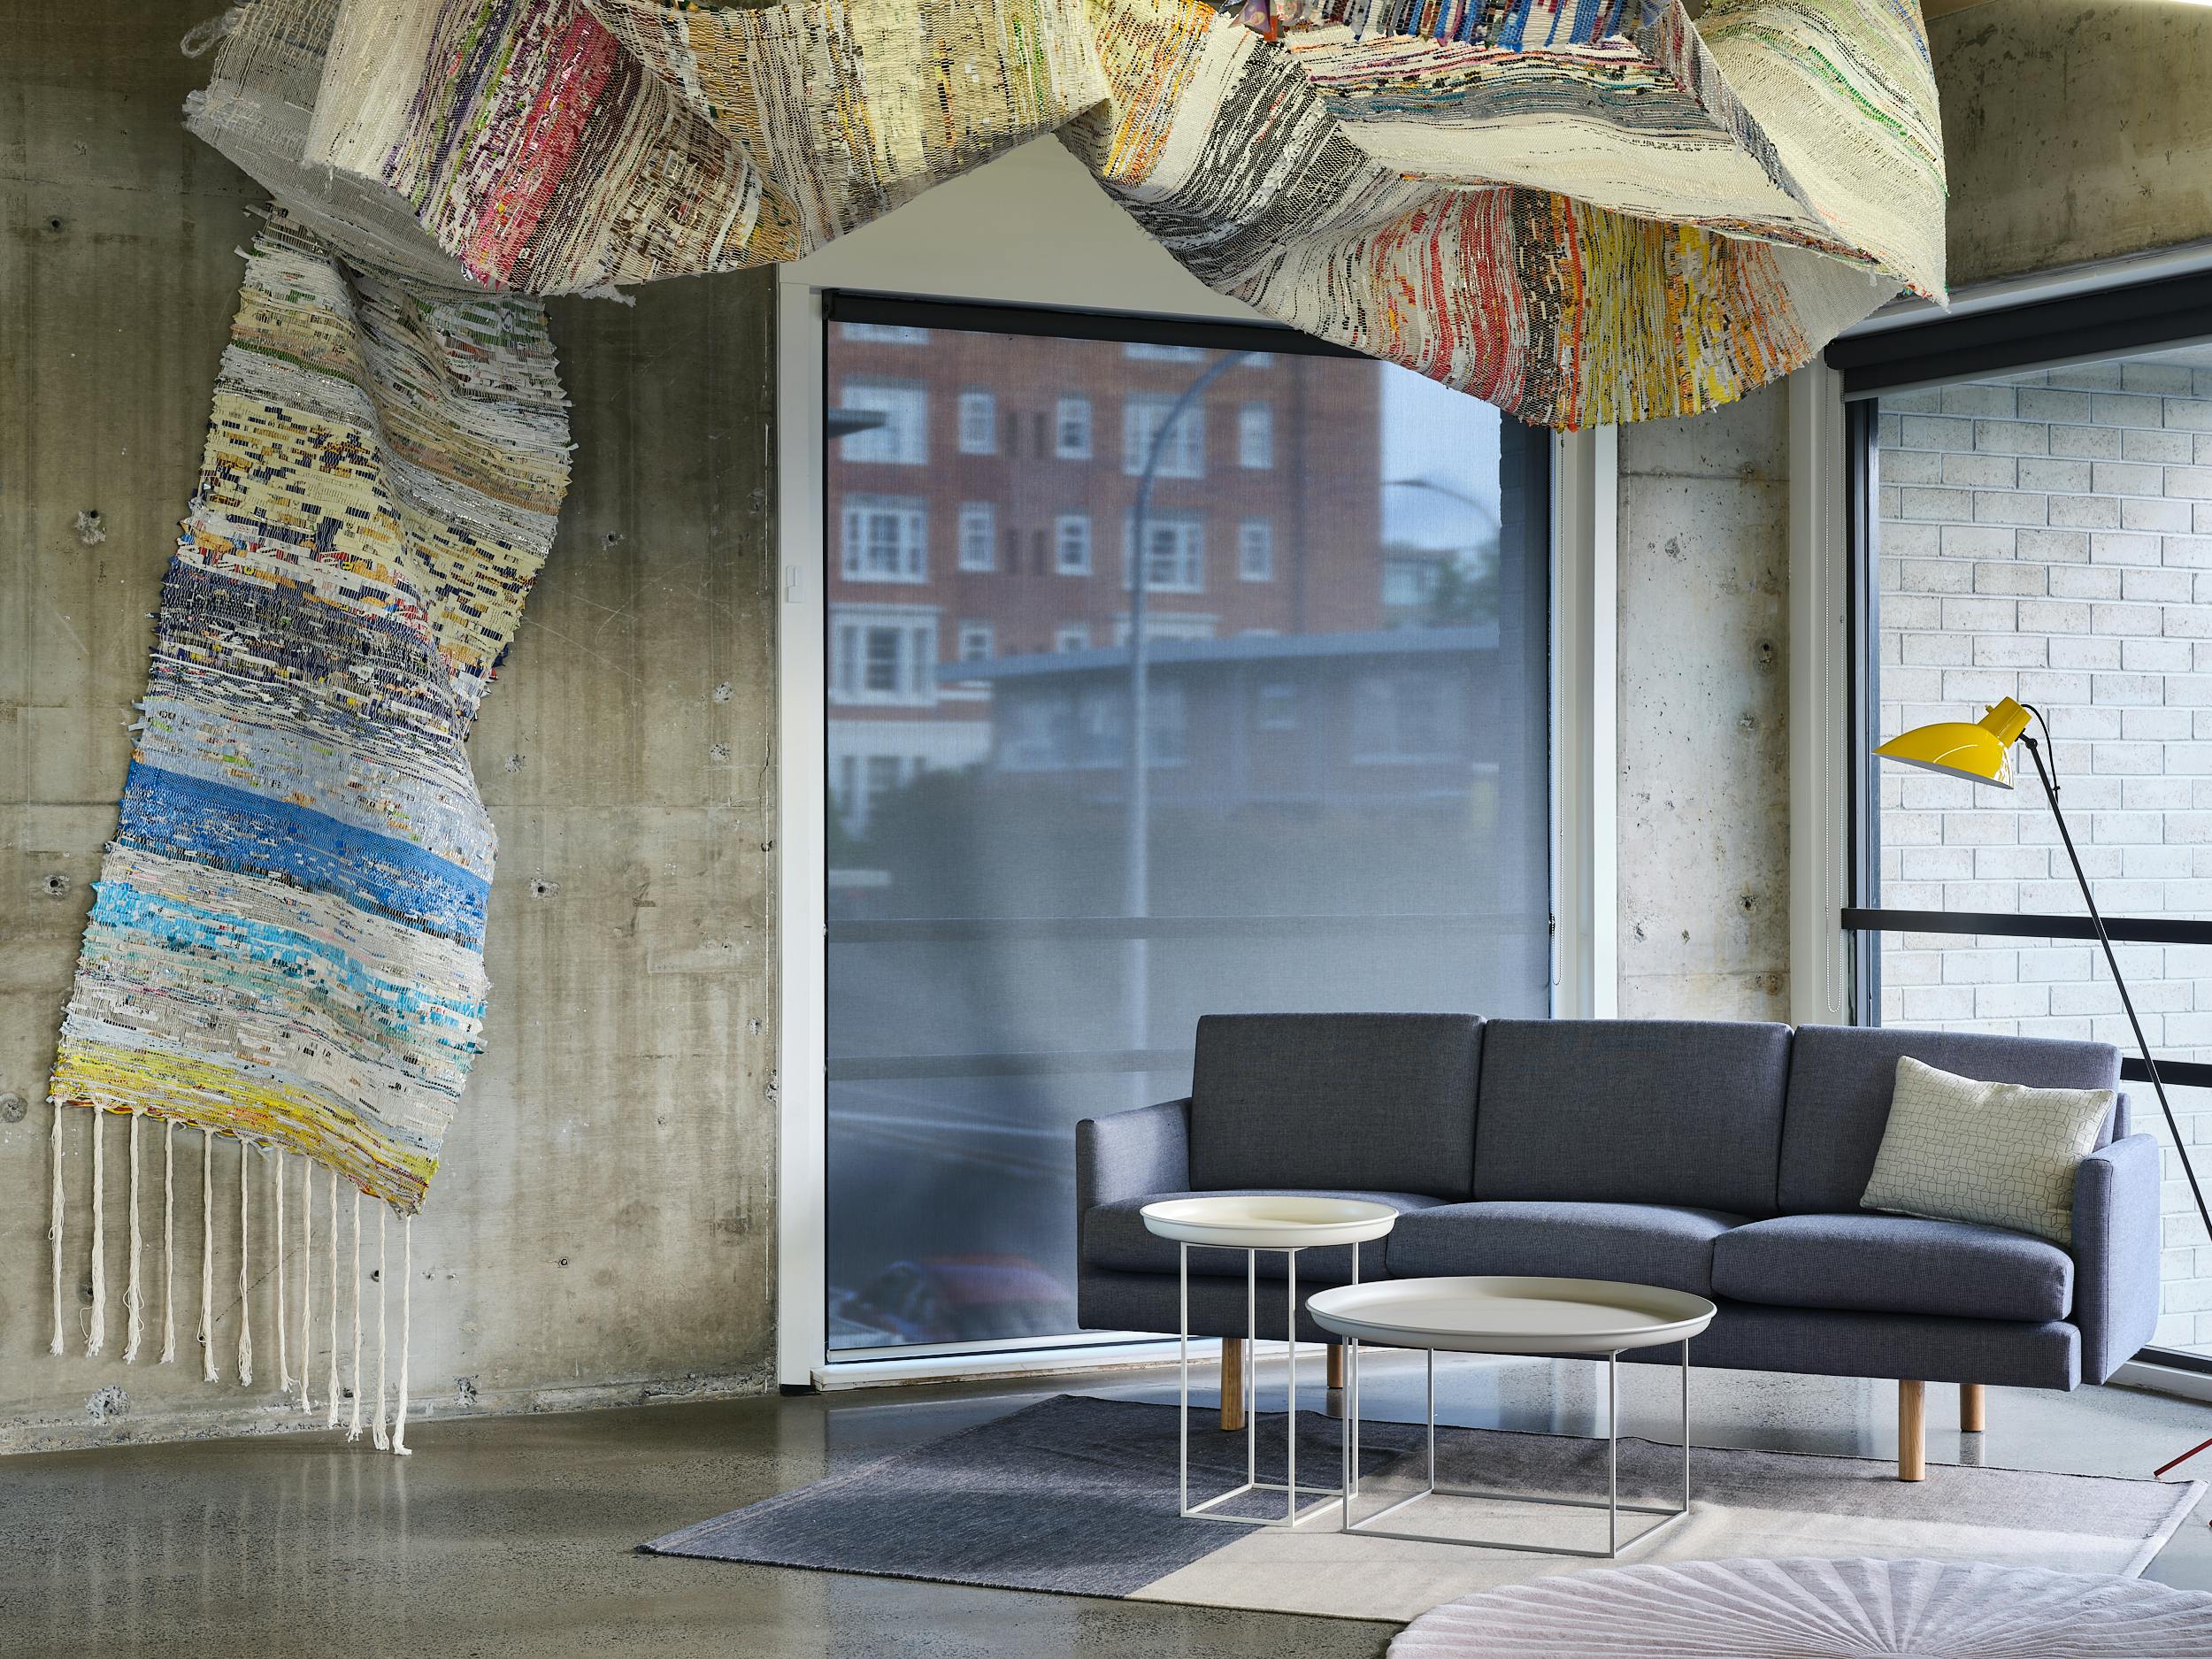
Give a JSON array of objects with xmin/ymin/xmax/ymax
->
[
  {"xmin": 839, "ymin": 380, "xmax": 927, "ymax": 464},
  {"xmin": 956, "ymin": 502, "xmax": 995, "ymax": 572},
  {"xmin": 1237, "ymin": 518, "xmax": 1274, "ymax": 581},
  {"xmin": 1238, "ymin": 402, "xmax": 1273, "ymax": 469},
  {"xmin": 1055, "ymin": 396, "xmax": 1093, "ymax": 459},
  {"xmin": 1848, "ymin": 330, "xmax": 2212, "ymax": 1367},
  {"xmin": 1122, "ymin": 396, "xmax": 1205, "ymax": 478},
  {"xmin": 957, "ymin": 389, "xmax": 996, "ymax": 455},
  {"xmin": 1055, "ymin": 513, "xmax": 1093, "ymax": 575}
]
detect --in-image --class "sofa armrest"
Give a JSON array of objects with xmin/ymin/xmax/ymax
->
[
  {"xmin": 2075, "ymin": 1133, "xmax": 2162, "ymax": 1383},
  {"xmin": 1077, "ymin": 1099, "xmax": 1192, "ymax": 1216}
]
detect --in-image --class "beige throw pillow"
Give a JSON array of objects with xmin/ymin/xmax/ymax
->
[{"xmin": 1861, "ymin": 1056, "xmax": 2116, "ymax": 1247}]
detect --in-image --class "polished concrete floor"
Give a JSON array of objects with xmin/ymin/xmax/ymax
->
[{"xmin": 4, "ymin": 1355, "xmax": 2210, "ymax": 1659}]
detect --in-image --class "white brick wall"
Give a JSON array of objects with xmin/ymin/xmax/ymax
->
[{"xmin": 1875, "ymin": 349, "xmax": 2212, "ymax": 1354}]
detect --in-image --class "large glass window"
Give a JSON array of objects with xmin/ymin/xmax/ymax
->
[
  {"xmin": 824, "ymin": 300, "xmax": 1552, "ymax": 1356},
  {"xmin": 1855, "ymin": 338, "xmax": 2212, "ymax": 1364}
]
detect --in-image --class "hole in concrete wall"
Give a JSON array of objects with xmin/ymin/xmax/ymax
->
[
  {"xmin": 711, "ymin": 682, "xmax": 733, "ymax": 703},
  {"xmin": 41, "ymin": 873, "xmax": 70, "ymax": 897},
  {"xmin": 0, "ymin": 1094, "xmax": 25, "ymax": 1124},
  {"xmin": 529, "ymin": 878, "xmax": 557, "ymax": 899},
  {"xmin": 44, "ymin": 216, "xmax": 65, "ymax": 234},
  {"xmin": 74, "ymin": 508, "xmax": 106, "ymax": 546}
]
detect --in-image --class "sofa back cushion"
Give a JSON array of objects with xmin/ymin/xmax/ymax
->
[
  {"xmin": 1778, "ymin": 1025, "xmax": 2123, "ymax": 1215},
  {"xmin": 1472, "ymin": 1019, "xmax": 1793, "ymax": 1217},
  {"xmin": 1188, "ymin": 1013, "xmax": 1483, "ymax": 1199}
]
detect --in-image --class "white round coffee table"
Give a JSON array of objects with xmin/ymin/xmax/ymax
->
[
  {"xmin": 1307, "ymin": 1275, "xmax": 1717, "ymax": 1558},
  {"xmin": 1141, "ymin": 1195, "xmax": 1401, "ymax": 1527}
]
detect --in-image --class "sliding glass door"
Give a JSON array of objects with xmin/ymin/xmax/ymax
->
[
  {"xmin": 1843, "ymin": 312, "xmax": 2212, "ymax": 1367},
  {"xmin": 821, "ymin": 296, "xmax": 1553, "ymax": 1357}
]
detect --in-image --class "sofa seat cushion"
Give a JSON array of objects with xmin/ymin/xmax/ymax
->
[
  {"xmin": 1083, "ymin": 1189, "xmax": 1444, "ymax": 1282},
  {"xmin": 1385, "ymin": 1202, "xmax": 1747, "ymax": 1296},
  {"xmin": 1711, "ymin": 1213, "xmax": 2074, "ymax": 1323}
]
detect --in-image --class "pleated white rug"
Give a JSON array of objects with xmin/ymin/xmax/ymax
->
[{"xmin": 1389, "ymin": 1558, "xmax": 2212, "ymax": 1656}]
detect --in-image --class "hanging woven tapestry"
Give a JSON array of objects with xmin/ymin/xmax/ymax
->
[
  {"xmin": 46, "ymin": 210, "xmax": 569, "ymax": 1442},
  {"xmin": 183, "ymin": 0, "xmax": 1946, "ymax": 426},
  {"xmin": 47, "ymin": 0, "xmax": 1949, "ymax": 1440}
]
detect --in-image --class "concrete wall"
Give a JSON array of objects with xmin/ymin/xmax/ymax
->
[
  {"xmin": 1, "ymin": 5, "xmax": 779, "ymax": 1449},
  {"xmin": 1933, "ymin": 1, "xmax": 2212, "ymax": 290},
  {"xmin": 1616, "ymin": 388, "xmax": 1795, "ymax": 1020}
]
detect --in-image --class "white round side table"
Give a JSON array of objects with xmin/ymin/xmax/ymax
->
[
  {"xmin": 1140, "ymin": 1194, "xmax": 1401, "ymax": 1527},
  {"xmin": 1307, "ymin": 1274, "xmax": 1717, "ymax": 1558}
]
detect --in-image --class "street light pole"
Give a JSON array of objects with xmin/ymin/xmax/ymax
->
[{"xmin": 1125, "ymin": 352, "xmax": 1248, "ymax": 1070}]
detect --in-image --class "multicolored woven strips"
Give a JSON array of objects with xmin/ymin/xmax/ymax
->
[
  {"xmin": 49, "ymin": 213, "xmax": 570, "ymax": 1215},
  {"xmin": 186, "ymin": 0, "xmax": 1945, "ymax": 428}
]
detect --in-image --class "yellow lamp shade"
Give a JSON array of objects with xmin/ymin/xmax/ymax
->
[{"xmin": 1875, "ymin": 697, "xmax": 2032, "ymax": 789}]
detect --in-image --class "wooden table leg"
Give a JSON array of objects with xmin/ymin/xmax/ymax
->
[
  {"xmin": 1221, "ymin": 1337, "xmax": 1247, "ymax": 1432},
  {"xmin": 1326, "ymin": 1341, "xmax": 1346, "ymax": 1392},
  {"xmin": 1961, "ymin": 1382, "xmax": 1985, "ymax": 1433},
  {"xmin": 1899, "ymin": 1379, "xmax": 1926, "ymax": 1481}
]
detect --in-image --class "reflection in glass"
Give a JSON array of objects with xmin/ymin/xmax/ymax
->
[{"xmin": 824, "ymin": 311, "xmax": 1552, "ymax": 1352}]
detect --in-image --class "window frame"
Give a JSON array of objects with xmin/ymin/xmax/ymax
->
[
  {"xmin": 1832, "ymin": 279, "xmax": 2212, "ymax": 1379},
  {"xmin": 783, "ymin": 282, "xmax": 1575, "ymax": 1386}
]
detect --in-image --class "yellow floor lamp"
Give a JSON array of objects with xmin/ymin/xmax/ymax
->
[{"xmin": 1877, "ymin": 697, "xmax": 2212, "ymax": 1476}]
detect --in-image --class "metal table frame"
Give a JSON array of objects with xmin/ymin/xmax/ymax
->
[
  {"xmin": 1340, "ymin": 1337, "xmax": 1694, "ymax": 1558},
  {"xmin": 1176, "ymin": 1240, "xmax": 1346, "ymax": 1527}
]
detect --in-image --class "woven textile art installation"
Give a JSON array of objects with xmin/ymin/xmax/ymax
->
[
  {"xmin": 46, "ymin": 211, "xmax": 569, "ymax": 1448},
  {"xmin": 182, "ymin": 0, "xmax": 1947, "ymax": 427}
]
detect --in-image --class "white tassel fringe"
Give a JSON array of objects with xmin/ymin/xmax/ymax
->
[
  {"xmin": 161, "ymin": 1120, "xmax": 177, "ymax": 1365},
  {"xmin": 236, "ymin": 1144, "xmax": 253, "ymax": 1387},
  {"xmin": 87, "ymin": 1110, "xmax": 106, "ymax": 1358},
  {"xmin": 124, "ymin": 1114, "xmax": 144, "ymax": 1363},
  {"xmin": 373, "ymin": 1208, "xmax": 388, "ymax": 1451},
  {"xmin": 275, "ymin": 1155, "xmax": 290, "ymax": 1393},
  {"xmin": 199, "ymin": 1129, "xmax": 217, "ymax": 1383},
  {"xmin": 298, "ymin": 1149, "xmax": 312, "ymax": 1414},
  {"xmin": 325, "ymin": 1168, "xmax": 340, "ymax": 1428},
  {"xmin": 348, "ymin": 1191, "xmax": 364, "ymax": 1441},
  {"xmin": 391, "ymin": 1216, "xmax": 412, "ymax": 1456},
  {"xmin": 48, "ymin": 1104, "xmax": 65, "ymax": 1357}
]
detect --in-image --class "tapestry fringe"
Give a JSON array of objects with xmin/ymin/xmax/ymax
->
[
  {"xmin": 325, "ymin": 1168, "xmax": 340, "ymax": 1429},
  {"xmin": 125, "ymin": 1113, "xmax": 143, "ymax": 1363},
  {"xmin": 236, "ymin": 1142, "xmax": 253, "ymax": 1387},
  {"xmin": 373, "ymin": 1208, "xmax": 388, "ymax": 1452},
  {"xmin": 87, "ymin": 1110, "xmax": 105, "ymax": 1358},
  {"xmin": 274, "ymin": 1153, "xmax": 290, "ymax": 1394},
  {"xmin": 161, "ymin": 1120, "xmax": 177, "ymax": 1365},
  {"xmin": 298, "ymin": 1147, "xmax": 312, "ymax": 1415},
  {"xmin": 48, "ymin": 1103, "xmax": 64, "ymax": 1357},
  {"xmin": 391, "ymin": 1216, "xmax": 412, "ymax": 1456},
  {"xmin": 348, "ymin": 1190, "xmax": 364, "ymax": 1442},
  {"xmin": 199, "ymin": 1129, "xmax": 217, "ymax": 1383}
]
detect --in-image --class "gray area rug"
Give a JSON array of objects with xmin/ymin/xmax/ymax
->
[{"xmin": 641, "ymin": 1395, "xmax": 2204, "ymax": 1623}]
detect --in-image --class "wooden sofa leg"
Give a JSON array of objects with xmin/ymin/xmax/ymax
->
[
  {"xmin": 1221, "ymin": 1338, "xmax": 1247, "ymax": 1432},
  {"xmin": 1899, "ymin": 1379, "xmax": 1926, "ymax": 1481},
  {"xmin": 1327, "ymin": 1342, "xmax": 1346, "ymax": 1392},
  {"xmin": 1961, "ymin": 1383, "xmax": 1985, "ymax": 1433}
]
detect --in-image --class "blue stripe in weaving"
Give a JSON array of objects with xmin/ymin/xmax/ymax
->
[
  {"xmin": 114, "ymin": 764, "xmax": 489, "ymax": 948},
  {"xmin": 88, "ymin": 881, "xmax": 486, "ymax": 1039}
]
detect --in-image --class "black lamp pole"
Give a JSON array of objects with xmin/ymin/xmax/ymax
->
[{"xmin": 2021, "ymin": 733, "xmax": 2212, "ymax": 1246}]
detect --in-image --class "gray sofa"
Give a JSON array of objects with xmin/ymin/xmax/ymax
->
[{"xmin": 1075, "ymin": 1015, "xmax": 2159, "ymax": 1478}]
